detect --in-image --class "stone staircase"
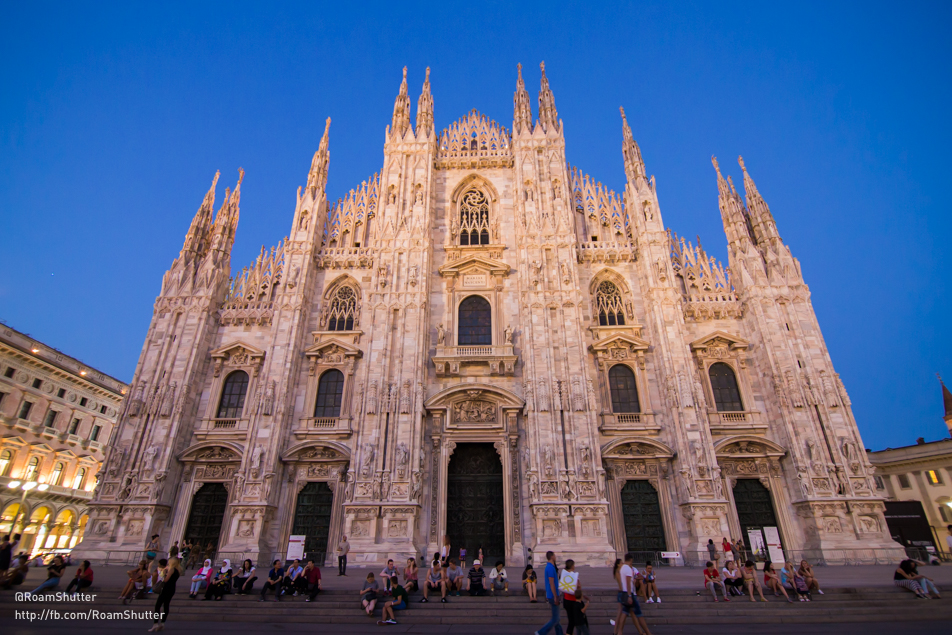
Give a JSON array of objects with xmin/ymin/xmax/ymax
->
[{"xmin": 2, "ymin": 587, "xmax": 950, "ymax": 625}]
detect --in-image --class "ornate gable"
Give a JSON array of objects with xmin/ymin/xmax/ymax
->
[
  {"xmin": 438, "ymin": 254, "xmax": 511, "ymax": 288},
  {"xmin": 304, "ymin": 338, "xmax": 363, "ymax": 374},
  {"xmin": 210, "ymin": 341, "xmax": 266, "ymax": 377},
  {"xmin": 588, "ymin": 333, "xmax": 651, "ymax": 369},
  {"xmin": 690, "ymin": 331, "xmax": 749, "ymax": 355}
]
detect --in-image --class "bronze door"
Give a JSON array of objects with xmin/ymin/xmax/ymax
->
[
  {"xmin": 291, "ymin": 482, "xmax": 335, "ymax": 564},
  {"xmin": 183, "ymin": 483, "xmax": 228, "ymax": 555},
  {"xmin": 732, "ymin": 479, "xmax": 780, "ymax": 552},
  {"xmin": 446, "ymin": 443, "xmax": 505, "ymax": 562},
  {"xmin": 620, "ymin": 480, "xmax": 666, "ymax": 555}
]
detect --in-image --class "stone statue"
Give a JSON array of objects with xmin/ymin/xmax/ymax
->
[
  {"xmin": 543, "ymin": 445, "xmax": 554, "ymax": 478},
  {"xmin": 396, "ymin": 442, "xmax": 410, "ymax": 475},
  {"xmin": 410, "ymin": 471, "xmax": 422, "ymax": 501},
  {"xmin": 367, "ymin": 380, "xmax": 378, "ymax": 414},
  {"xmin": 143, "ymin": 445, "xmax": 158, "ymax": 473},
  {"xmin": 251, "ymin": 444, "xmax": 264, "ymax": 471},
  {"xmin": 361, "ymin": 443, "xmax": 376, "ymax": 477},
  {"xmin": 436, "ymin": 324, "xmax": 445, "ymax": 345},
  {"xmin": 528, "ymin": 472, "xmax": 539, "ymax": 500},
  {"xmin": 408, "ymin": 265, "xmax": 418, "ymax": 286},
  {"xmin": 523, "ymin": 379, "xmax": 534, "ymax": 414},
  {"xmin": 262, "ymin": 380, "xmax": 275, "ymax": 416},
  {"xmin": 504, "ymin": 324, "xmax": 513, "ymax": 344},
  {"xmin": 159, "ymin": 382, "xmax": 176, "ymax": 418},
  {"xmin": 586, "ymin": 379, "xmax": 597, "ymax": 411}
]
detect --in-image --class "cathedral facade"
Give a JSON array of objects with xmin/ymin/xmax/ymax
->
[{"xmin": 75, "ymin": 64, "xmax": 903, "ymax": 567}]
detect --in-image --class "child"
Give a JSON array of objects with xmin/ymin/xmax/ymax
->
[
  {"xmin": 643, "ymin": 563, "xmax": 660, "ymax": 603},
  {"xmin": 360, "ymin": 572, "xmax": 380, "ymax": 616},
  {"xmin": 459, "ymin": 547, "xmax": 467, "ymax": 569},
  {"xmin": 574, "ymin": 582, "xmax": 592, "ymax": 635}
]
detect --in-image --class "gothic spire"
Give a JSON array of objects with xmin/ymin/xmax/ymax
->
[
  {"xmin": 391, "ymin": 66, "xmax": 411, "ymax": 138},
  {"xmin": 620, "ymin": 107, "xmax": 645, "ymax": 179},
  {"xmin": 739, "ymin": 156, "xmax": 780, "ymax": 243},
  {"xmin": 307, "ymin": 118, "xmax": 331, "ymax": 191},
  {"xmin": 416, "ymin": 67, "xmax": 433, "ymax": 137},
  {"xmin": 182, "ymin": 171, "xmax": 219, "ymax": 255},
  {"xmin": 940, "ymin": 374, "xmax": 952, "ymax": 431},
  {"xmin": 713, "ymin": 156, "xmax": 753, "ymax": 249},
  {"xmin": 513, "ymin": 63, "xmax": 532, "ymax": 134},
  {"xmin": 537, "ymin": 61, "xmax": 559, "ymax": 133},
  {"xmin": 209, "ymin": 169, "xmax": 243, "ymax": 256}
]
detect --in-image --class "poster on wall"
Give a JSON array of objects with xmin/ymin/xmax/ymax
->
[
  {"xmin": 762, "ymin": 526, "xmax": 785, "ymax": 563},
  {"xmin": 747, "ymin": 529, "xmax": 766, "ymax": 560},
  {"xmin": 287, "ymin": 535, "xmax": 306, "ymax": 561}
]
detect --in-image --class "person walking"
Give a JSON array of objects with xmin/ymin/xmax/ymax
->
[
  {"xmin": 706, "ymin": 539, "xmax": 718, "ymax": 566},
  {"xmin": 535, "ymin": 550, "xmax": 563, "ymax": 635},
  {"xmin": 459, "ymin": 546, "xmax": 468, "ymax": 569},
  {"xmin": 523, "ymin": 564, "xmax": 538, "ymax": 602},
  {"xmin": 734, "ymin": 538, "xmax": 747, "ymax": 563},
  {"xmin": 421, "ymin": 558, "xmax": 446, "ymax": 603},
  {"xmin": 611, "ymin": 554, "xmax": 651, "ymax": 635},
  {"xmin": 337, "ymin": 535, "xmax": 350, "ymax": 576},
  {"xmin": 560, "ymin": 559, "xmax": 582, "ymax": 635},
  {"xmin": 572, "ymin": 583, "xmax": 592, "ymax": 635},
  {"xmin": 148, "ymin": 557, "xmax": 182, "ymax": 632},
  {"xmin": 65, "ymin": 560, "xmax": 94, "ymax": 593},
  {"xmin": 440, "ymin": 536, "xmax": 451, "ymax": 567},
  {"xmin": 259, "ymin": 560, "xmax": 285, "ymax": 602},
  {"xmin": 167, "ymin": 541, "xmax": 179, "ymax": 560}
]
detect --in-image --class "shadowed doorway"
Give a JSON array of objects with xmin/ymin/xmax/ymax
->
[{"xmin": 446, "ymin": 443, "xmax": 505, "ymax": 563}]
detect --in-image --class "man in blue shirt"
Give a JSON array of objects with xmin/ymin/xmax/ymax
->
[
  {"xmin": 535, "ymin": 551, "xmax": 563, "ymax": 635},
  {"xmin": 259, "ymin": 560, "xmax": 284, "ymax": 602}
]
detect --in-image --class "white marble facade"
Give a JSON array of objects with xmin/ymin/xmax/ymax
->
[{"xmin": 74, "ymin": 64, "xmax": 903, "ymax": 567}]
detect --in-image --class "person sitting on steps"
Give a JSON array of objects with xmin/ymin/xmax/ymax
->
[
  {"xmin": 467, "ymin": 559, "xmax": 487, "ymax": 596},
  {"xmin": 202, "ymin": 559, "xmax": 232, "ymax": 601},
  {"xmin": 489, "ymin": 560, "xmax": 509, "ymax": 596},
  {"xmin": 445, "ymin": 558, "xmax": 464, "ymax": 597},
  {"xmin": 65, "ymin": 560, "xmax": 94, "ymax": 594},
  {"xmin": 302, "ymin": 558, "xmax": 322, "ymax": 602},
  {"xmin": 722, "ymin": 560, "xmax": 744, "ymax": 596},
  {"xmin": 642, "ymin": 563, "xmax": 660, "ymax": 603},
  {"xmin": 281, "ymin": 559, "xmax": 304, "ymax": 597},
  {"xmin": 232, "ymin": 559, "xmax": 257, "ymax": 594},
  {"xmin": 403, "ymin": 557, "xmax": 418, "ymax": 593},
  {"xmin": 763, "ymin": 561, "xmax": 791, "ymax": 602},
  {"xmin": 797, "ymin": 560, "xmax": 824, "ymax": 595},
  {"xmin": 741, "ymin": 560, "xmax": 767, "ymax": 602},
  {"xmin": 421, "ymin": 558, "xmax": 446, "ymax": 603},
  {"xmin": 259, "ymin": 560, "xmax": 284, "ymax": 602},
  {"xmin": 522, "ymin": 563, "xmax": 538, "ymax": 602},
  {"xmin": 703, "ymin": 560, "xmax": 729, "ymax": 603},
  {"xmin": 360, "ymin": 572, "xmax": 380, "ymax": 617},
  {"xmin": 377, "ymin": 575, "xmax": 408, "ymax": 626}
]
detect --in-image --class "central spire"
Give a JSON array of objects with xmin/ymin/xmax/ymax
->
[
  {"xmin": 537, "ymin": 61, "xmax": 559, "ymax": 133},
  {"xmin": 416, "ymin": 67, "xmax": 433, "ymax": 137},
  {"xmin": 620, "ymin": 107, "xmax": 645, "ymax": 179},
  {"xmin": 513, "ymin": 63, "xmax": 532, "ymax": 134},
  {"xmin": 391, "ymin": 66, "xmax": 412, "ymax": 138},
  {"xmin": 307, "ymin": 118, "xmax": 331, "ymax": 191}
]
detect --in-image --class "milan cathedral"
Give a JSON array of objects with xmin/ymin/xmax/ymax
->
[{"xmin": 75, "ymin": 64, "xmax": 903, "ymax": 567}]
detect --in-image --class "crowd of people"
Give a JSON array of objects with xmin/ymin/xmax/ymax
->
[{"xmin": 1, "ymin": 530, "xmax": 948, "ymax": 632}]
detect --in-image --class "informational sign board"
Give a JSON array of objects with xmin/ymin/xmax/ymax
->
[
  {"xmin": 747, "ymin": 529, "xmax": 766, "ymax": 559},
  {"xmin": 762, "ymin": 526, "xmax": 784, "ymax": 564},
  {"xmin": 287, "ymin": 535, "xmax": 306, "ymax": 561},
  {"xmin": 660, "ymin": 552, "xmax": 681, "ymax": 559}
]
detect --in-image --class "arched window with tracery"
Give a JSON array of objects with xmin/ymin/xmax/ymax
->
[
  {"xmin": 609, "ymin": 365, "xmax": 641, "ymax": 413},
  {"xmin": 709, "ymin": 362, "xmax": 743, "ymax": 412},
  {"xmin": 314, "ymin": 369, "xmax": 345, "ymax": 418},
  {"xmin": 595, "ymin": 281, "xmax": 626, "ymax": 326},
  {"xmin": 458, "ymin": 295, "xmax": 492, "ymax": 345},
  {"xmin": 326, "ymin": 285, "xmax": 359, "ymax": 331},
  {"xmin": 217, "ymin": 370, "xmax": 249, "ymax": 419},
  {"xmin": 459, "ymin": 189, "xmax": 490, "ymax": 245}
]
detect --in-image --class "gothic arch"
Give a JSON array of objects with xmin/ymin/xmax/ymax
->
[
  {"xmin": 450, "ymin": 173, "xmax": 501, "ymax": 205},
  {"xmin": 322, "ymin": 274, "xmax": 362, "ymax": 301},
  {"xmin": 588, "ymin": 268, "xmax": 633, "ymax": 297},
  {"xmin": 424, "ymin": 383, "xmax": 524, "ymax": 410}
]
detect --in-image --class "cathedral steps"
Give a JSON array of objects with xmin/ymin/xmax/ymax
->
[{"xmin": 2, "ymin": 588, "xmax": 949, "ymax": 624}]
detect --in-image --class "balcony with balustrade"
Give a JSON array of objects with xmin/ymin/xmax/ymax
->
[
  {"xmin": 706, "ymin": 410, "xmax": 767, "ymax": 435},
  {"xmin": 598, "ymin": 411, "xmax": 661, "ymax": 435},
  {"xmin": 293, "ymin": 416, "xmax": 353, "ymax": 439},
  {"xmin": 432, "ymin": 344, "xmax": 517, "ymax": 377},
  {"xmin": 195, "ymin": 417, "xmax": 250, "ymax": 440}
]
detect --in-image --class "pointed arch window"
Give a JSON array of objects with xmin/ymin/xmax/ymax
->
[
  {"xmin": 459, "ymin": 189, "xmax": 490, "ymax": 245},
  {"xmin": 709, "ymin": 362, "xmax": 743, "ymax": 412},
  {"xmin": 327, "ymin": 285, "xmax": 359, "ymax": 331},
  {"xmin": 314, "ymin": 369, "xmax": 345, "ymax": 418},
  {"xmin": 595, "ymin": 281, "xmax": 626, "ymax": 326},
  {"xmin": 458, "ymin": 295, "xmax": 492, "ymax": 345},
  {"xmin": 217, "ymin": 370, "xmax": 249, "ymax": 419},
  {"xmin": 609, "ymin": 365, "xmax": 641, "ymax": 413}
]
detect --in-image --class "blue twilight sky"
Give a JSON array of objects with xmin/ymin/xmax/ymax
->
[{"xmin": 0, "ymin": 2, "xmax": 949, "ymax": 450}]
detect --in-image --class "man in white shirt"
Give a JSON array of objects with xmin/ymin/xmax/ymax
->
[{"xmin": 613, "ymin": 554, "xmax": 652, "ymax": 635}]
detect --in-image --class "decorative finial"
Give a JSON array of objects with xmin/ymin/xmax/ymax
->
[
  {"xmin": 540, "ymin": 61, "xmax": 546, "ymax": 74},
  {"xmin": 517, "ymin": 63, "xmax": 523, "ymax": 78},
  {"xmin": 324, "ymin": 117, "xmax": 331, "ymax": 134},
  {"xmin": 620, "ymin": 106, "xmax": 627, "ymax": 121},
  {"xmin": 711, "ymin": 156, "xmax": 721, "ymax": 175},
  {"xmin": 402, "ymin": 66, "xmax": 407, "ymax": 80},
  {"xmin": 236, "ymin": 167, "xmax": 244, "ymax": 185},
  {"xmin": 425, "ymin": 66, "xmax": 430, "ymax": 81},
  {"xmin": 738, "ymin": 155, "xmax": 746, "ymax": 171}
]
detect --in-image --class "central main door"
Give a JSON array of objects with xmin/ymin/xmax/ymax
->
[
  {"xmin": 291, "ymin": 482, "xmax": 335, "ymax": 564},
  {"xmin": 183, "ymin": 482, "xmax": 228, "ymax": 556},
  {"xmin": 620, "ymin": 480, "xmax": 667, "ymax": 558},
  {"xmin": 733, "ymin": 479, "xmax": 781, "ymax": 552},
  {"xmin": 446, "ymin": 443, "xmax": 505, "ymax": 563}
]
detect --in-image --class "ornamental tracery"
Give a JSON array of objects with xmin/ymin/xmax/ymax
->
[
  {"xmin": 323, "ymin": 285, "xmax": 359, "ymax": 331},
  {"xmin": 458, "ymin": 189, "xmax": 491, "ymax": 246},
  {"xmin": 594, "ymin": 281, "xmax": 626, "ymax": 326}
]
